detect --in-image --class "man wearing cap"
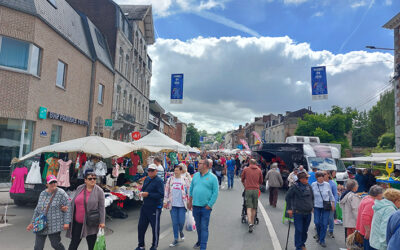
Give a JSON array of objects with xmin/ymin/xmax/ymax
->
[{"xmin": 136, "ymin": 164, "xmax": 164, "ymax": 250}]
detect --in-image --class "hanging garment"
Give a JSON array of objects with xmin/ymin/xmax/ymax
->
[
  {"xmin": 42, "ymin": 153, "xmax": 57, "ymax": 180},
  {"xmin": 57, "ymin": 159, "xmax": 72, "ymax": 187},
  {"xmin": 10, "ymin": 167, "xmax": 28, "ymax": 193},
  {"xmin": 79, "ymin": 160, "xmax": 94, "ymax": 179},
  {"xmin": 45, "ymin": 157, "xmax": 59, "ymax": 179},
  {"xmin": 26, "ymin": 161, "xmax": 42, "ymax": 184},
  {"xmin": 95, "ymin": 161, "xmax": 107, "ymax": 176},
  {"xmin": 112, "ymin": 164, "xmax": 120, "ymax": 178}
]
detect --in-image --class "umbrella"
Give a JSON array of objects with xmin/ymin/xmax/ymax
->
[
  {"xmin": 132, "ymin": 130, "xmax": 188, "ymax": 153},
  {"xmin": 19, "ymin": 136, "xmax": 137, "ymax": 161}
]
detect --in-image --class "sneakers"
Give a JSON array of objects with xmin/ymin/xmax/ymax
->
[
  {"xmin": 319, "ymin": 242, "xmax": 327, "ymax": 248},
  {"xmin": 328, "ymin": 232, "xmax": 335, "ymax": 238},
  {"xmin": 169, "ymin": 240, "xmax": 179, "ymax": 247},
  {"xmin": 249, "ymin": 224, "xmax": 254, "ymax": 233},
  {"xmin": 334, "ymin": 219, "xmax": 342, "ymax": 225},
  {"xmin": 180, "ymin": 231, "xmax": 185, "ymax": 241},
  {"xmin": 135, "ymin": 247, "xmax": 145, "ymax": 250},
  {"xmin": 193, "ymin": 242, "xmax": 200, "ymax": 249}
]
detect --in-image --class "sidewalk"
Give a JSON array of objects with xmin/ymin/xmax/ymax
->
[{"xmin": 0, "ymin": 187, "xmax": 13, "ymax": 205}]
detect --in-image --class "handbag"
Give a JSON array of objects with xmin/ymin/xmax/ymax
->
[
  {"xmin": 84, "ymin": 188, "xmax": 100, "ymax": 227},
  {"xmin": 317, "ymin": 184, "xmax": 332, "ymax": 211},
  {"xmin": 33, "ymin": 190, "xmax": 57, "ymax": 233},
  {"xmin": 346, "ymin": 230, "xmax": 363, "ymax": 250}
]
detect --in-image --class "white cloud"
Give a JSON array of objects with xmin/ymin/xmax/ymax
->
[
  {"xmin": 312, "ymin": 12, "xmax": 324, "ymax": 17},
  {"xmin": 350, "ymin": 0, "xmax": 367, "ymax": 8},
  {"xmin": 385, "ymin": 0, "xmax": 392, "ymax": 5},
  {"xmin": 148, "ymin": 36, "xmax": 393, "ymax": 133}
]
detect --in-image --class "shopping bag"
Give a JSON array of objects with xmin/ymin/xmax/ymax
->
[
  {"xmin": 94, "ymin": 228, "xmax": 106, "ymax": 250},
  {"xmin": 265, "ymin": 180, "xmax": 269, "ymax": 191},
  {"xmin": 185, "ymin": 211, "xmax": 196, "ymax": 232}
]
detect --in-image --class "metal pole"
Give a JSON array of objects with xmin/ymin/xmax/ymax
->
[{"xmin": 19, "ymin": 120, "xmax": 26, "ymax": 158}]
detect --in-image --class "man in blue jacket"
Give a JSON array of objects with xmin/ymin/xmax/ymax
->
[
  {"xmin": 136, "ymin": 164, "xmax": 165, "ymax": 250},
  {"xmin": 387, "ymin": 210, "xmax": 400, "ymax": 250},
  {"xmin": 188, "ymin": 158, "xmax": 219, "ymax": 250}
]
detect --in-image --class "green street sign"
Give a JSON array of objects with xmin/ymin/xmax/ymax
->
[
  {"xmin": 105, "ymin": 119, "xmax": 113, "ymax": 127},
  {"xmin": 38, "ymin": 107, "xmax": 48, "ymax": 119}
]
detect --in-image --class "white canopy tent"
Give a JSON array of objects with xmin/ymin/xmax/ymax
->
[
  {"xmin": 18, "ymin": 136, "xmax": 137, "ymax": 161},
  {"xmin": 132, "ymin": 129, "xmax": 189, "ymax": 153}
]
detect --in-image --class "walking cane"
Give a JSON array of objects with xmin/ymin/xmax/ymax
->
[{"xmin": 285, "ymin": 220, "xmax": 291, "ymax": 250}]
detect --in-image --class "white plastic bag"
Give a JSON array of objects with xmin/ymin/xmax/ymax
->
[
  {"xmin": 265, "ymin": 180, "xmax": 269, "ymax": 191},
  {"xmin": 185, "ymin": 211, "xmax": 196, "ymax": 232}
]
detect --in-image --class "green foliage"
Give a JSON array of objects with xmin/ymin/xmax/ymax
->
[
  {"xmin": 377, "ymin": 133, "xmax": 395, "ymax": 149},
  {"xmin": 295, "ymin": 106, "xmax": 356, "ymax": 154},
  {"xmin": 214, "ymin": 131, "xmax": 226, "ymax": 143},
  {"xmin": 199, "ymin": 130, "xmax": 208, "ymax": 137},
  {"xmin": 185, "ymin": 123, "xmax": 200, "ymax": 148},
  {"xmin": 352, "ymin": 111, "xmax": 377, "ymax": 147}
]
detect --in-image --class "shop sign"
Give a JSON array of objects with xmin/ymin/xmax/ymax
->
[
  {"xmin": 40, "ymin": 131, "xmax": 48, "ymax": 137},
  {"xmin": 38, "ymin": 107, "xmax": 48, "ymax": 119},
  {"xmin": 386, "ymin": 159, "xmax": 395, "ymax": 175},
  {"xmin": 48, "ymin": 112, "xmax": 89, "ymax": 126},
  {"xmin": 131, "ymin": 131, "xmax": 141, "ymax": 141},
  {"xmin": 105, "ymin": 119, "xmax": 113, "ymax": 127}
]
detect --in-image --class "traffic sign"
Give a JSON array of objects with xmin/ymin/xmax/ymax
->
[
  {"xmin": 131, "ymin": 131, "xmax": 141, "ymax": 141},
  {"xmin": 105, "ymin": 119, "xmax": 113, "ymax": 127}
]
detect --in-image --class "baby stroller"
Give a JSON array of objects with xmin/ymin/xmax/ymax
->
[{"xmin": 241, "ymin": 190, "xmax": 260, "ymax": 225}]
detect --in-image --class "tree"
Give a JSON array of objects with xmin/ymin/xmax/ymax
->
[
  {"xmin": 352, "ymin": 110, "xmax": 377, "ymax": 147},
  {"xmin": 185, "ymin": 123, "xmax": 200, "ymax": 147}
]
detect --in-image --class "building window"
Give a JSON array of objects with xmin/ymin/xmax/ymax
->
[
  {"xmin": 47, "ymin": 0, "xmax": 57, "ymax": 8},
  {"xmin": 56, "ymin": 60, "xmax": 67, "ymax": 88},
  {"xmin": 128, "ymin": 95, "xmax": 132, "ymax": 114},
  {"xmin": 50, "ymin": 125, "xmax": 62, "ymax": 145},
  {"xmin": 98, "ymin": 84, "xmax": 104, "ymax": 104},
  {"xmin": 0, "ymin": 36, "xmax": 41, "ymax": 76},
  {"xmin": 133, "ymin": 98, "xmax": 137, "ymax": 116},
  {"xmin": 95, "ymin": 29, "xmax": 106, "ymax": 48},
  {"xmin": 123, "ymin": 90, "xmax": 127, "ymax": 113},
  {"xmin": 119, "ymin": 48, "xmax": 123, "ymax": 72},
  {"xmin": 125, "ymin": 55, "xmax": 129, "ymax": 78},
  {"xmin": 116, "ymin": 86, "xmax": 121, "ymax": 111}
]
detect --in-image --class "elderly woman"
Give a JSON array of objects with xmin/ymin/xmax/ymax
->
[
  {"xmin": 27, "ymin": 175, "xmax": 70, "ymax": 250},
  {"xmin": 311, "ymin": 171, "xmax": 335, "ymax": 248},
  {"xmin": 356, "ymin": 185, "xmax": 384, "ymax": 250},
  {"xmin": 180, "ymin": 163, "xmax": 192, "ymax": 182},
  {"xmin": 370, "ymin": 188, "xmax": 400, "ymax": 250},
  {"xmin": 67, "ymin": 171, "xmax": 105, "ymax": 250},
  {"xmin": 164, "ymin": 165, "xmax": 191, "ymax": 247},
  {"xmin": 339, "ymin": 179, "xmax": 362, "ymax": 241}
]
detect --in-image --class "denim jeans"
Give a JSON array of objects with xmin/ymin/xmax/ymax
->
[
  {"xmin": 328, "ymin": 210, "xmax": 335, "ymax": 233},
  {"xmin": 363, "ymin": 238, "xmax": 377, "ymax": 250},
  {"xmin": 34, "ymin": 232, "xmax": 65, "ymax": 250},
  {"xmin": 193, "ymin": 206, "xmax": 212, "ymax": 250},
  {"xmin": 314, "ymin": 207, "xmax": 330, "ymax": 244},
  {"xmin": 293, "ymin": 213, "xmax": 312, "ymax": 250},
  {"xmin": 227, "ymin": 171, "xmax": 235, "ymax": 188},
  {"xmin": 170, "ymin": 206, "xmax": 186, "ymax": 240}
]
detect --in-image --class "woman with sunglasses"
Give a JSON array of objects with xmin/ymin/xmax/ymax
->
[
  {"xmin": 27, "ymin": 175, "xmax": 71, "ymax": 250},
  {"xmin": 163, "ymin": 165, "xmax": 191, "ymax": 247},
  {"xmin": 67, "ymin": 170, "xmax": 105, "ymax": 250}
]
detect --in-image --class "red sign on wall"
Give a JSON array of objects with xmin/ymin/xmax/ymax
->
[{"xmin": 131, "ymin": 131, "xmax": 141, "ymax": 141}]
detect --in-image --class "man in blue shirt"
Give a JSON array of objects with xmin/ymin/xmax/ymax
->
[
  {"xmin": 226, "ymin": 156, "xmax": 236, "ymax": 189},
  {"xmin": 188, "ymin": 159, "xmax": 219, "ymax": 250},
  {"xmin": 308, "ymin": 166, "xmax": 318, "ymax": 185}
]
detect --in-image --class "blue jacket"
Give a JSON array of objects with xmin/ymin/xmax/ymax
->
[
  {"xmin": 329, "ymin": 180, "xmax": 338, "ymax": 206},
  {"xmin": 142, "ymin": 176, "xmax": 164, "ymax": 209},
  {"xmin": 308, "ymin": 171, "xmax": 316, "ymax": 185},
  {"xmin": 189, "ymin": 170, "xmax": 219, "ymax": 208},
  {"xmin": 387, "ymin": 210, "xmax": 400, "ymax": 250}
]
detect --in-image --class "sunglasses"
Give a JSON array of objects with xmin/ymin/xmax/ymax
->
[
  {"xmin": 148, "ymin": 169, "xmax": 156, "ymax": 172},
  {"xmin": 87, "ymin": 177, "xmax": 96, "ymax": 181}
]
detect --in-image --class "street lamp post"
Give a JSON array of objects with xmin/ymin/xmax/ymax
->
[{"xmin": 365, "ymin": 45, "xmax": 395, "ymax": 51}]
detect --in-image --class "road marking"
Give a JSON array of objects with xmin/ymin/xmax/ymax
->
[{"xmin": 258, "ymin": 200, "xmax": 282, "ymax": 250}]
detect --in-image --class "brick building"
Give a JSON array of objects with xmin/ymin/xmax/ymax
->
[
  {"xmin": 0, "ymin": 0, "xmax": 114, "ymax": 181},
  {"xmin": 66, "ymin": 0, "xmax": 155, "ymax": 141}
]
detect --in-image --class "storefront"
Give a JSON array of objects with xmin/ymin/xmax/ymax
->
[{"xmin": 0, "ymin": 118, "xmax": 35, "ymax": 182}]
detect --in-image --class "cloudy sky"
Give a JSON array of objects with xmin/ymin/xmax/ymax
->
[{"xmin": 115, "ymin": 0, "xmax": 397, "ymax": 133}]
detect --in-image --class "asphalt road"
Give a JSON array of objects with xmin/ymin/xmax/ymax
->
[{"xmin": 0, "ymin": 177, "xmax": 272, "ymax": 250}]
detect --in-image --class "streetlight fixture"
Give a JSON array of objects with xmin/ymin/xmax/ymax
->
[{"xmin": 366, "ymin": 45, "xmax": 395, "ymax": 51}]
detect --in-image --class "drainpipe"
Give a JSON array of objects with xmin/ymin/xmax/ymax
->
[{"xmin": 87, "ymin": 61, "xmax": 96, "ymax": 136}]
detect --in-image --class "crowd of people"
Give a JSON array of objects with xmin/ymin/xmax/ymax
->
[{"xmin": 25, "ymin": 151, "xmax": 400, "ymax": 250}]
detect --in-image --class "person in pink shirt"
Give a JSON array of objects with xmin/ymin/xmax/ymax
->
[{"xmin": 356, "ymin": 185, "xmax": 384, "ymax": 250}]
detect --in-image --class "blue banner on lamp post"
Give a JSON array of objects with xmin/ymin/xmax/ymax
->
[
  {"xmin": 311, "ymin": 66, "xmax": 328, "ymax": 100},
  {"xmin": 171, "ymin": 74, "xmax": 184, "ymax": 104}
]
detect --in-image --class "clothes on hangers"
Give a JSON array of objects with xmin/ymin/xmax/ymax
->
[
  {"xmin": 25, "ymin": 161, "xmax": 42, "ymax": 184},
  {"xmin": 42, "ymin": 153, "xmax": 58, "ymax": 180},
  {"xmin": 45, "ymin": 157, "xmax": 60, "ymax": 179},
  {"xmin": 10, "ymin": 167, "xmax": 28, "ymax": 193},
  {"xmin": 57, "ymin": 159, "xmax": 72, "ymax": 187},
  {"xmin": 95, "ymin": 161, "xmax": 107, "ymax": 176}
]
